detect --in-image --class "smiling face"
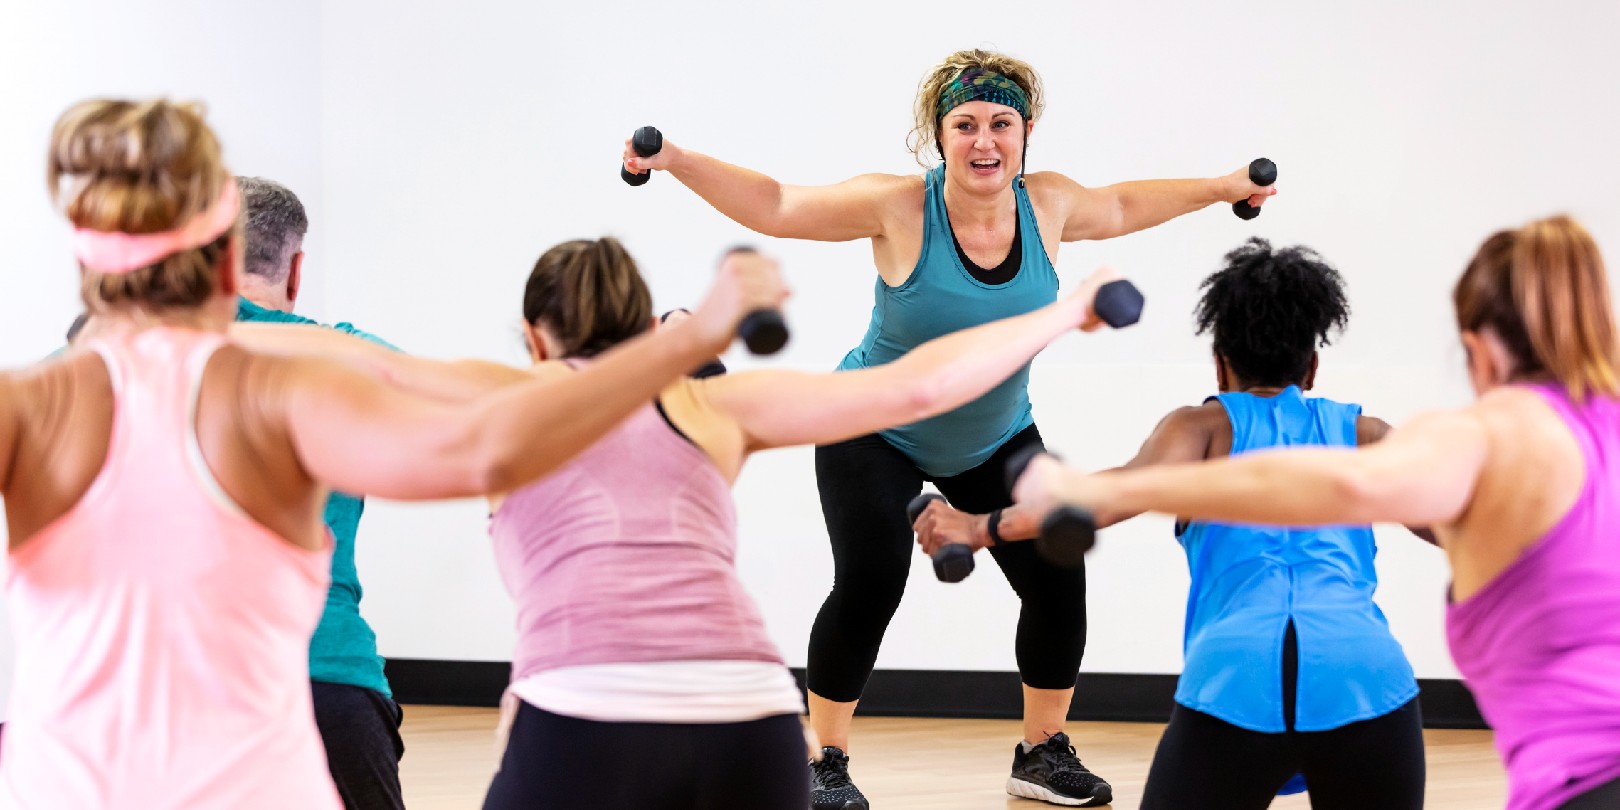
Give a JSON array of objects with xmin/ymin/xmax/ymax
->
[{"xmin": 938, "ymin": 100, "xmax": 1029, "ymax": 193}]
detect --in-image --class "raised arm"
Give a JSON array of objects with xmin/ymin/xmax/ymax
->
[
  {"xmin": 1036, "ymin": 164, "xmax": 1277, "ymax": 243},
  {"xmin": 1013, "ymin": 409, "xmax": 1489, "ymax": 532},
  {"xmin": 275, "ymin": 253, "xmax": 787, "ymax": 499},
  {"xmin": 914, "ymin": 403, "xmax": 1215, "ymax": 555},
  {"xmin": 703, "ymin": 267, "xmax": 1122, "ymax": 455},
  {"xmin": 624, "ymin": 138, "xmax": 903, "ymax": 242}
]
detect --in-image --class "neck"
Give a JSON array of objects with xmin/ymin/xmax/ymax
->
[
  {"xmin": 85, "ymin": 302, "xmax": 232, "ymax": 340},
  {"xmin": 238, "ymin": 281, "xmax": 287, "ymax": 313},
  {"xmin": 941, "ymin": 175, "xmax": 1016, "ymax": 230}
]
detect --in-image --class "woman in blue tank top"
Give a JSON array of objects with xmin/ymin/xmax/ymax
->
[
  {"xmin": 917, "ymin": 239, "xmax": 1427, "ymax": 809},
  {"xmin": 623, "ymin": 48, "xmax": 1277, "ymax": 809}
]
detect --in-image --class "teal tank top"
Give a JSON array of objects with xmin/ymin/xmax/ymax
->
[
  {"xmin": 236, "ymin": 297, "xmax": 394, "ymax": 698},
  {"xmin": 1175, "ymin": 387, "xmax": 1417, "ymax": 732},
  {"xmin": 836, "ymin": 165, "xmax": 1058, "ymax": 477}
]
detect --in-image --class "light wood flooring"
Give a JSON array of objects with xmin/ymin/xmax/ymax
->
[{"xmin": 398, "ymin": 706, "xmax": 1505, "ymax": 809}]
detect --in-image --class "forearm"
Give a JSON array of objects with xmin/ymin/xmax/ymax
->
[
  {"xmin": 1086, "ymin": 449, "xmax": 1374, "ymax": 527},
  {"xmin": 1103, "ymin": 177, "xmax": 1227, "ymax": 238},
  {"xmin": 883, "ymin": 295, "xmax": 1087, "ymax": 419},
  {"xmin": 666, "ymin": 147, "xmax": 789, "ymax": 236}
]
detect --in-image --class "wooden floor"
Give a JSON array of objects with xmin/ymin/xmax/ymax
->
[{"xmin": 398, "ymin": 705, "xmax": 1506, "ymax": 809}]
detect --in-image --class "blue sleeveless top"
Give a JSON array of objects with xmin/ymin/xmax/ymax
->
[
  {"xmin": 1175, "ymin": 387, "xmax": 1417, "ymax": 732},
  {"xmin": 836, "ymin": 165, "xmax": 1058, "ymax": 476}
]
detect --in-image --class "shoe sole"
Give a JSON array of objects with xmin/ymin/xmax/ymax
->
[{"xmin": 1005, "ymin": 775, "xmax": 1112, "ymax": 807}]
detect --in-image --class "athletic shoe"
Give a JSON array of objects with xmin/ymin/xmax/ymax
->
[
  {"xmin": 1006, "ymin": 732, "xmax": 1113, "ymax": 806},
  {"xmin": 811, "ymin": 746, "xmax": 871, "ymax": 810}
]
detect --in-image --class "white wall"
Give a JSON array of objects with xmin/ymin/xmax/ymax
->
[{"xmin": 3, "ymin": 1, "xmax": 1619, "ymax": 688}]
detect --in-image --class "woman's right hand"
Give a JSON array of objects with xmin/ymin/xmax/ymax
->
[
  {"xmin": 684, "ymin": 251, "xmax": 791, "ymax": 354},
  {"xmin": 623, "ymin": 137, "xmax": 678, "ymax": 177}
]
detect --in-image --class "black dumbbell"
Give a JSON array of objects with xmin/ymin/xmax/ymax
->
[
  {"xmin": 621, "ymin": 125, "xmax": 663, "ymax": 187},
  {"xmin": 1003, "ymin": 446, "xmax": 1095, "ymax": 567},
  {"xmin": 720, "ymin": 245, "xmax": 791, "ymax": 355},
  {"xmin": 1233, "ymin": 157, "xmax": 1277, "ymax": 221},
  {"xmin": 1093, "ymin": 279, "xmax": 1145, "ymax": 328},
  {"xmin": 907, "ymin": 492, "xmax": 975, "ymax": 583}
]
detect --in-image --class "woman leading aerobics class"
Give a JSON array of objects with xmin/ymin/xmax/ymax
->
[{"xmin": 623, "ymin": 47, "xmax": 1276, "ymax": 808}]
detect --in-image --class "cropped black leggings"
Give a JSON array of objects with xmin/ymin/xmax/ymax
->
[{"xmin": 806, "ymin": 425, "xmax": 1087, "ymax": 701}]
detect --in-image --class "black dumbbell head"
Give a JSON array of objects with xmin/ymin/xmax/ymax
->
[
  {"xmin": 1035, "ymin": 507, "xmax": 1096, "ymax": 567},
  {"xmin": 738, "ymin": 309, "xmax": 789, "ymax": 355},
  {"xmin": 1248, "ymin": 157, "xmax": 1277, "ymax": 186},
  {"xmin": 1093, "ymin": 280, "xmax": 1145, "ymax": 328},
  {"xmin": 906, "ymin": 492, "xmax": 946, "ymax": 524},
  {"xmin": 932, "ymin": 544, "xmax": 975, "ymax": 583},
  {"xmin": 632, "ymin": 126, "xmax": 663, "ymax": 157}
]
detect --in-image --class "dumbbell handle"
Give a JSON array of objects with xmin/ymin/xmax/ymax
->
[
  {"xmin": 907, "ymin": 493, "xmax": 975, "ymax": 584},
  {"xmin": 1232, "ymin": 157, "xmax": 1277, "ymax": 221},
  {"xmin": 621, "ymin": 125, "xmax": 663, "ymax": 187}
]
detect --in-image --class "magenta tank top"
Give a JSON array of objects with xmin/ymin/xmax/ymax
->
[
  {"xmin": 1447, "ymin": 384, "xmax": 1620, "ymax": 810},
  {"xmin": 1, "ymin": 329, "xmax": 338, "ymax": 809},
  {"xmin": 489, "ymin": 380, "xmax": 782, "ymax": 680}
]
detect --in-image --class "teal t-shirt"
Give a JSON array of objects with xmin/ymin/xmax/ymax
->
[{"xmin": 237, "ymin": 297, "xmax": 395, "ymax": 698}]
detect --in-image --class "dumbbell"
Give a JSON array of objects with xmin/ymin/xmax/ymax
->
[
  {"xmin": 620, "ymin": 125, "xmax": 662, "ymax": 187},
  {"xmin": 718, "ymin": 245, "xmax": 791, "ymax": 355},
  {"xmin": 1003, "ymin": 446, "xmax": 1095, "ymax": 567},
  {"xmin": 1232, "ymin": 157, "xmax": 1277, "ymax": 221},
  {"xmin": 1093, "ymin": 279, "xmax": 1145, "ymax": 328},
  {"xmin": 907, "ymin": 493, "xmax": 975, "ymax": 583}
]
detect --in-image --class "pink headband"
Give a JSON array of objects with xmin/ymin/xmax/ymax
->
[{"xmin": 70, "ymin": 180, "xmax": 240, "ymax": 274}]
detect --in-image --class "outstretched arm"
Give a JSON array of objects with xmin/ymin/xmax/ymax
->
[
  {"xmin": 276, "ymin": 252, "xmax": 788, "ymax": 499},
  {"xmin": 230, "ymin": 322, "xmax": 526, "ymax": 402},
  {"xmin": 624, "ymin": 138, "xmax": 903, "ymax": 242},
  {"xmin": 1013, "ymin": 410, "xmax": 1488, "ymax": 532},
  {"xmin": 704, "ymin": 267, "xmax": 1124, "ymax": 454},
  {"xmin": 914, "ymin": 404, "xmax": 1213, "ymax": 555},
  {"xmin": 1042, "ymin": 164, "xmax": 1277, "ymax": 243}
]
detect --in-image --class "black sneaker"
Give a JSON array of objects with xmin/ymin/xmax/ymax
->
[
  {"xmin": 1006, "ymin": 732, "xmax": 1112, "ymax": 806},
  {"xmin": 810, "ymin": 746, "xmax": 871, "ymax": 810}
]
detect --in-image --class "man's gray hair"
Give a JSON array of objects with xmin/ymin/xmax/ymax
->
[{"xmin": 236, "ymin": 176, "xmax": 308, "ymax": 282}]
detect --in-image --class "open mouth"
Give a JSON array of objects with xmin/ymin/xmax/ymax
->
[{"xmin": 970, "ymin": 159, "xmax": 1001, "ymax": 174}]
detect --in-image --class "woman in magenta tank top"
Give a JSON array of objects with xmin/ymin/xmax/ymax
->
[
  {"xmin": 1010, "ymin": 215, "xmax": 1620, "ymax": 810},
  {"xmin": 0, "ymin": 98, "xmax": 786, "ymax": 810},
  {"xmin": 438, "ymin": 239, "xmax": 1134, "ymax": 810}
]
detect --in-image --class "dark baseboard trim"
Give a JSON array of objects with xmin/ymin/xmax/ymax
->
[{"xmin": 384, "ymin": 659, "xmax": 1485, "ymax": 730}]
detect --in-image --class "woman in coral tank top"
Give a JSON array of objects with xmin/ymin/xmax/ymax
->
[{"xmin": 0, "ymin": 97, "xmax": 784, "ymax": 810}]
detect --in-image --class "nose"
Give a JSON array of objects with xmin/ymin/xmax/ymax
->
[{"xmin": 975, "ymin": 127, "xmax": 994, "ymax": 151}]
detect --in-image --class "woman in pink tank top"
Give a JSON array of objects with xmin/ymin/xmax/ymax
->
[
  {"xmin": 1009, "ymin": 215, "xmax": 1620, "ymax": 810},
  {"xmin": 0, "ymin": 98, "xmax": 786, "ymax": 810},
  {"xmin": 389, "ymin": 238, "xmax": 1132, "ymax": 810}
]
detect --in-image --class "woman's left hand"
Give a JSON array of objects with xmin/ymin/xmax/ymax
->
[{"xmin": 1223, "ymin": 164, "xmax": 1278, "ymax": 210}]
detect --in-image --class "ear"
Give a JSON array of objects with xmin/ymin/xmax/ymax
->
[
  {"xmin": 286, "ymin": 251, "xmax": 304, "ymax": 307},
  {"xmin": 1214, "ymin": 351, "xmax": 1230, "ymax": 392},
  {"xmin": 1302, "ymin": 352, "xmax": 1319, "ymax": 391},
  {"xmin": 522, "ymin": 321, "xmax": 547, "ymax": 363},
  {"xmin": 1460, "ymin": 329, "xmax": 1514, "ymax": 394},
  {"xmin": 217, "ymin": 236, "xmax": 241, "ymax": 296}
]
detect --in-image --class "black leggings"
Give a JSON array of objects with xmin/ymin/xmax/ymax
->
[
  {"xmin": 482, "ymin": 702, "xmax": 809, "ymax": 810},
  {"xmin": 1141, "ymin": 623, "xmax": 1426, "ymax": 809},
  {"xmin": 807, "ymin": 424, "xmax": 1087, "ymax": 700},
  {"xmin": 1562, "ymin": 774, "xmax": 1620, "ymax": 808}
]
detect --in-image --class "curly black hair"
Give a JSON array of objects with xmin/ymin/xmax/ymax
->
[{"xmin": 1194, "ymin": 238, "xmax": 1351, "ymax": 387}]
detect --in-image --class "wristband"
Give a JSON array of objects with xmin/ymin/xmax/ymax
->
[{"xmin": 987, "ymin": 509, "xmax": 1006, "ymax": 547}]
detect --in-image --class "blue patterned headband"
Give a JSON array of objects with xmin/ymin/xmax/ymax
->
[{"xmin": 935, "ymin": 68, "xmax": 1031, "ymax": 122}]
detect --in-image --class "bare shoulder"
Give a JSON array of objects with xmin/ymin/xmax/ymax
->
[
  {"xmin": 1022, "ymin": 170, "xmax": 1086, "ymax": 205},
  {"xmin": 1472, "ymin": 385, "xmax": 1576, "ymax": 444},
  {"xmin": 1355, "ymin": 414, "xmax": 1394, "ymax": 445}
]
